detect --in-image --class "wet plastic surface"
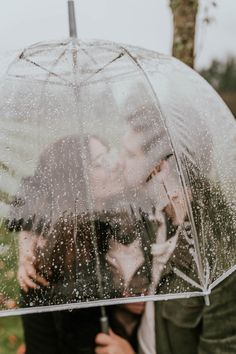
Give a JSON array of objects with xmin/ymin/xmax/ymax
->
[{"xmin": 0, "ymin": 39, "xmax": 235, "ymax": 315}]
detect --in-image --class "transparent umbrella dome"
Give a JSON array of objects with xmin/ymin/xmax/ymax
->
[{"xmin": 0, "ymin": 38, "xmax": 235, "ymax": 316}]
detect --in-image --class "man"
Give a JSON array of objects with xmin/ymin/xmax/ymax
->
[{"xmin": 120, "ymin": 115, "xmax": 236, "ymax": 354}]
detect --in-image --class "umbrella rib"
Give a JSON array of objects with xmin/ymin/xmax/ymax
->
[
  {"xmin": 120, "ymin": 45, "xmax": 205, "ymax": 289},
  {"xmin": 70, "ymin": 38, "xmax": 98, "ymax": 65},
  {"xmin": 14, "ymin": 46, "xmax": 124, "ymax": 87},
  {"xmin": 82, "ymin": 52, "xmax": 125, "ymax": 84},
  {"xmin": 43, "ymin": 47, "xmax": 68, "ymax": 84},
  {"xmin": 80, "ymin": 46, "xmax": 98, "ymax": 65},
  {"xmin": 28, "ymin": 41, "xmax": 68, "ymax": 50},
  {"xmin": 21, "ymin": 41, "xmax": 70, "ymax": 59},
  {"xmin": 20, "ymin": 56, "xmax": 72, "ymax": 86},
  {"xmin": 11, "ymin": 41, "xmax": 70, "ymax": 74},
  {"xmin": 173, "ymin": 267, "xmax": 203, "ymax": 290}
]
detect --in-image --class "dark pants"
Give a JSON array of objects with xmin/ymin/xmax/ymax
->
[
  {"xmin": 22, "ymin": 307, "xmax": 102, "ymax": 354},
  {"xmin": 155, "ymin": 271, "xmax": 236, "ymax": 354},
  {"xmin": 22, "ymin": 305, "xmax": 139, "ymax": 354},
  {"xmin": 22, "ymin": 312, "xmax": 61, "ymax": 354}
]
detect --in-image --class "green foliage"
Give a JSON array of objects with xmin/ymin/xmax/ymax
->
[
  {"xmin": 200, "ymin": 57, "xmax": 236, "ymax": 92},
  {"xmin": 0, "ymin": 316, "xmax": 24, "ymax": 354},
  {"xmin": 0, "ymin": 190, "xmax": 12, "ymax": 205},
  {"xmin": 199, "ymin": 57, "xmax": 236, "ymax": 116},
  {"xmin": 0, "ymin": 223, "xmax": 20, "ymax": 310},
  {"xmin": 0, "ymin": 226, "xmax": 24, "ymax": 354}
]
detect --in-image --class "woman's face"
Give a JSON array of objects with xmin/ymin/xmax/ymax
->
[
  {"xmin": 89, "ymin": 136, "xmax": 125, "ymax": 200},
  {"xmin": 89, "ymin": 130, "xmax": 149, "ymax": 199}
]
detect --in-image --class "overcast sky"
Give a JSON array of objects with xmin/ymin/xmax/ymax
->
[{"xmin": 0, "ymin": 0, "xmax": 235, "ymax": 69}]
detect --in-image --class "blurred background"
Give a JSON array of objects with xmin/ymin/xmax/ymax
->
[
  {"xmin": 0, "ymin": 0, "xmax": 236, "ymax": 115},
  {"xmin": 0, "ymin": 1, "xmax": 235, "ymax": 353}
]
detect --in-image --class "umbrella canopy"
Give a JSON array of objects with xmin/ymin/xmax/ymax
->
[{"xmin": 0, "ymin": 37, "xmax": 235, "ymax": 316}]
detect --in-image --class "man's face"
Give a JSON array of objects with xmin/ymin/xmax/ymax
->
[
  {"xmin": 120, "ymin": 129, "xmax": 187, "ymax": 225},
  {"xmin": 157, "ymin": 158, "xmax": 188, "ymax": 226},
  {"xmin": 89, "ymin": 134, "xmax": 188, "ymax": 226}
]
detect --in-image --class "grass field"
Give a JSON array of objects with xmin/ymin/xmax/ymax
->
[
  {"xmin": 0, "ymin": 223, "xmax": 24, "ymax": 354},
  {"xmin": 0, "ymin": 316, "xmax": 24, "ymax": 354},
  {"xmin": 0, "ymin": 223, "xmax": 20, "ymax": 312}
]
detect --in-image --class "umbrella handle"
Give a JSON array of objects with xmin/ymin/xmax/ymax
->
[{"xmin": 100, "ymin": 314, "xmax": 109, "ymax": 334}]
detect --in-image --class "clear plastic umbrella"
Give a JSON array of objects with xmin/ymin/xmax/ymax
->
[{"xmin": 0, "ymin": 1, "xmax": 235, "ymax": 318}]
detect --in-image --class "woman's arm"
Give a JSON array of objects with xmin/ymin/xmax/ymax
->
[{"xmin": 18, "ymin": 231, "xmax": 49, "ymax": 292}]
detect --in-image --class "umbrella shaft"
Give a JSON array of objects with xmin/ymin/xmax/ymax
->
[
  {"xmin": 100, "ymin": 306, "xmax": 109, "ymax": 334},
  {"xmin": 68, "ymin": 0, "xmax": 78, "ymax": 38},
  {"xmin": 100, "ymin": 314, "xmax": 109, "ymax": 334}
]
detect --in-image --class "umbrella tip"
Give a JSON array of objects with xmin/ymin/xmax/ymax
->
[{"xmin": 68, "ymin": 0, "xmax": 78, "ymax": 38}]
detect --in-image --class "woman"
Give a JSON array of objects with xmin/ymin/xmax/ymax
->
[{"xmin": 11, "ymin": 134, "xmax": 151, "ymax": 354}]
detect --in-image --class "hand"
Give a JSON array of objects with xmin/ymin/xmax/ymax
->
[
  {"xmin": 18, "ymin": 258, "xmax": 49, "ymax": 293},
  {"xmin": 18, "ymin": 231, "xmax": 49, "ymax": 292},
  {"xmin": 95, "ymin": 329, "xmax": 135, "ymax": 354}
]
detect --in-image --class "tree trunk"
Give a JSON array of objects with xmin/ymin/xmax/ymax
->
[{"xmin": 170, "ymin": 0, "xmax": 198, "ymax": 68}]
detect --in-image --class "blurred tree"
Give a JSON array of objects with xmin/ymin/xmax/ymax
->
[
  {"xmin": 169, "ymin": 0, "xmax": 218, "ymax": 68},
  {"xmin": 200, "ymin": 57, "xmax": 236, "ymax": 116},
  {"xmin": 169, "ymin": 0, "xmax": 199, "ymax": 68},
  {"xmin": 200, "ymin": 57, "xmax": 236, "ymax": 92},
  {"xmin": 200, "ymin": 59, "xmax": 222, "ymax": 88},
  {"xmin": 218, "ymin": 57, "xmax": 236, "ymax": 92}
]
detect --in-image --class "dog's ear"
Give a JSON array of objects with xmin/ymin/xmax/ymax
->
[{"xmin": 89, "ymin": 135, "xmax": 108, "ymax": 162}]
